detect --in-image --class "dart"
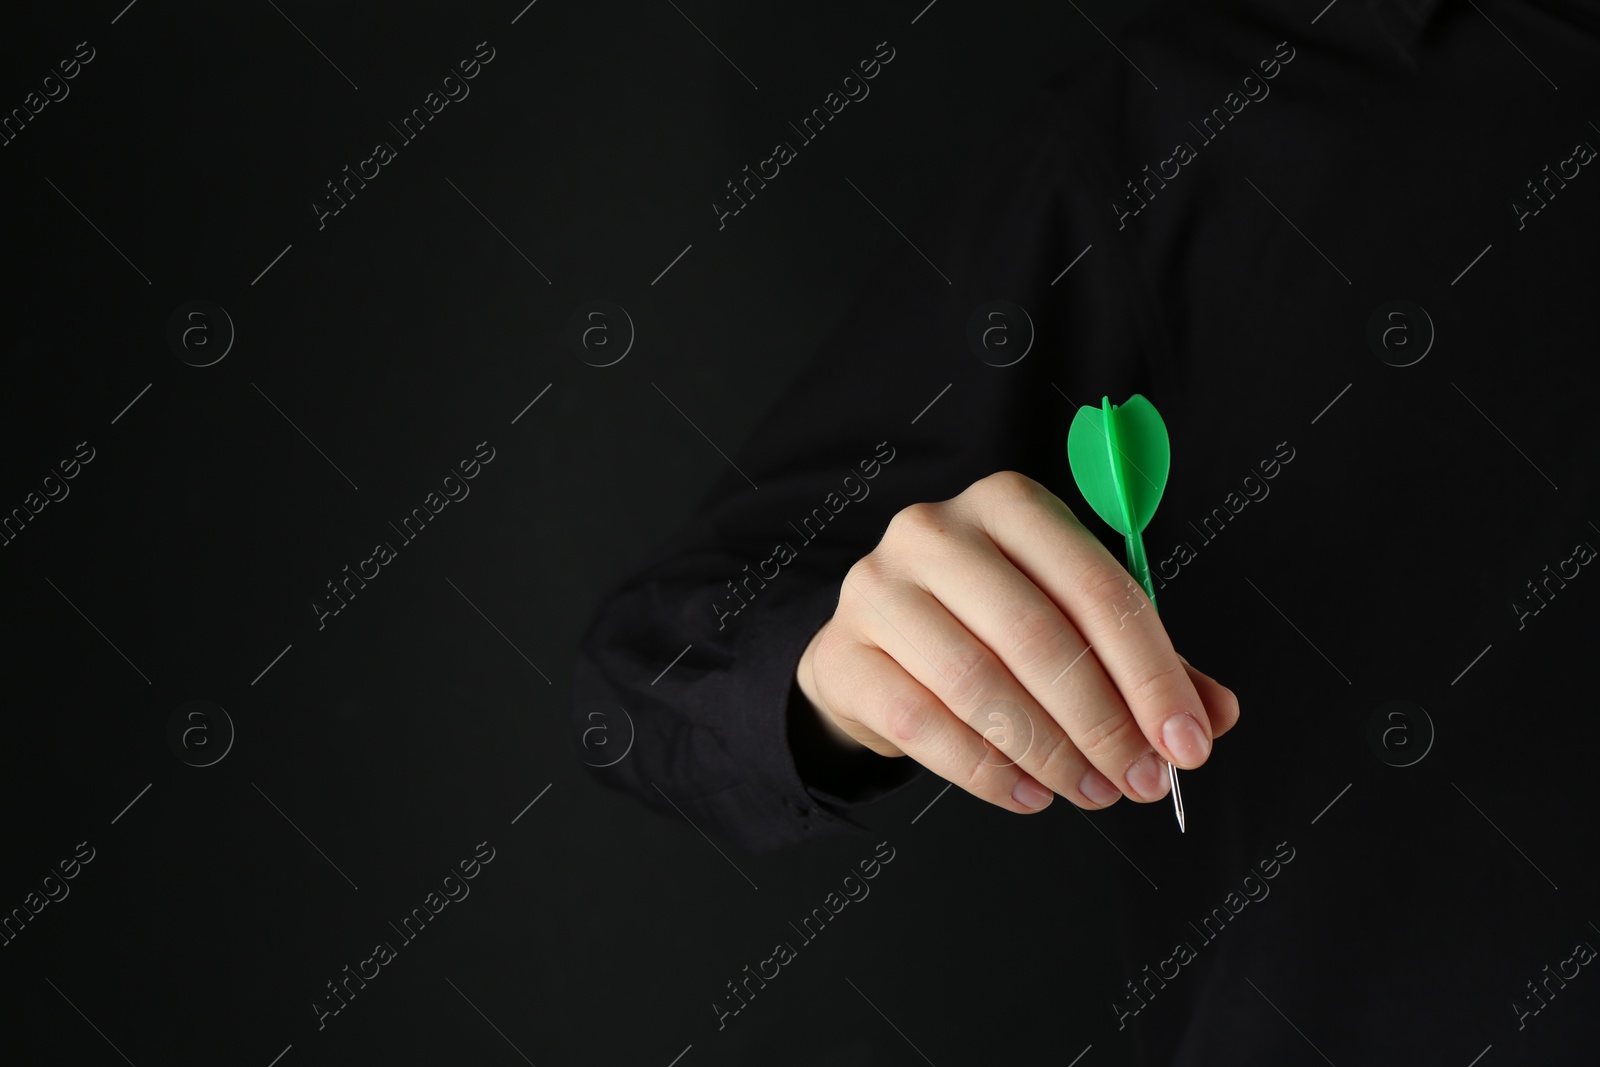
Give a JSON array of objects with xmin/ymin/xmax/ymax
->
[{"xmin": 1066, "ymin": 393, "xmax": 1185, "ymax": 832}]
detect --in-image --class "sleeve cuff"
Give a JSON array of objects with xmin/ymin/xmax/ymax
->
[{"xmin": 734, "ymin": 577, "xmax": 927, "ymax": 843}]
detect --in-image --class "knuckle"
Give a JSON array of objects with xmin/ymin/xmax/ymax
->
[
  {"xmin": 999, "ymin": 603, "xmax": 1069, "ymax": 670},
  {"xmin": 1125, "ymin": 655, "xmax": 1191, "ymax": 710},
  {"xmin": 954, "ymin": 745, "xmax": 1001, "ymax": 800},
  {"xmin": 959, "ymin": 767, "xmax": 994, "ymax": 803},
  {"xmin": 885, "ymin": 501, "xmax": 944, "ymax": 544},
  {"xmin": 881, "ymin": 689, "xmax": 937, "ymax": 744},
  {"xmin": 933, "ymin": 642, "xmax": 995, "ymax": 708},
  {"xmin": 1075, "ymin": 563, "xmax": 1139, "ymax": 610},
  {"xmin": 807, "ymin": 626, "xmax": 867, "ymax": 733},
  {"xmin": 966, "ymin": 698, "xmax": 1034, "ymax": 759},
  {"xmin": 843, "ymin": 553, "xmax": 881, "ymax": 591},
  {"xmin": 809, "ymin": 621, "xmax": 849, "ymax": 680},
  {"xmin": 840, "ymin": 554, "xmax": 892, "ymax": 612},
  {"xmin": 971, "ymin": 469, "xmax": 1037, "ymax": 504},
  {"xmin": 1073, "ymin": 705, "xmax": 1145, "ymax": 767},
  {"xmin": 1028, "ymin": 727, "xmax": 1080, "ymax": 786}
]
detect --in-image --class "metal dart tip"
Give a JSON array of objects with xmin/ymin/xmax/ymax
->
[{"xmin": 1169, "ymin": 760, "xmax": 1185, "ymax": 833}]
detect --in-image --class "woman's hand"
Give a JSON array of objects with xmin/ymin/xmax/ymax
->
[{"xmin": 794, "ymin": 470, "xmax": 1241, "ymax": 813}]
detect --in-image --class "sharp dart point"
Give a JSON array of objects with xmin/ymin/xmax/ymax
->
[{"xmin": 1170, "ymin": 761, "xmax": 1186, "ymax": 833}]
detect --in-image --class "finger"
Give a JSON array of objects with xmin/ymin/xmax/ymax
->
[
  {"xmin": 836, "ymin": 562, "xmax": 1123, "ymax": 809},
  {"xmin": 874, "ymin": 512, "xmax": 1159, "ymax": 803},
  {"xmin": 817, "ymin": 633, "xmax": 1062, "ymax": 813},
  {"xmin": 958, "ymin": 473, "xmax": 1214, "ymax": 777},
  {"xmin": 1179, "ymin": 656, "xmax": 1241, "ymax": 739}
]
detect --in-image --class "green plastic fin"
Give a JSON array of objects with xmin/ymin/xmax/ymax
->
[
  {"xmin": 1066, "ymin": 393, "xmax": 1172, "ymax": 609},
  {"xmin": 1067, "ymin": 393, "xmax": 1170, "ymax": 533}
]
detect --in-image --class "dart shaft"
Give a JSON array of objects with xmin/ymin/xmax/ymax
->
[
  {"xmin": 1090, "ymin": 395, "xmax": 1182, "ymax": 833},
  {"xmin": 1124, "ymin": 529, "xmax": 1159, "ymax": 614},
  {"xmin": 1122, "ymin": 529, "xmax": 1180, "ymax": 831}
]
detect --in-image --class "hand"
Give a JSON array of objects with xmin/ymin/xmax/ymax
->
[{"xmin": 794, "ymin": 470, "xmax": 1241, "ymax": 813}]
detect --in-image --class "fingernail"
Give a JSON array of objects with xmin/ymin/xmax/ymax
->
[
  {"xmin": 1078, "ymin": 769, "xmax": 1121, "ymax": 806},
  {"xmin": 1162, "ymin": 712, "xmax": 1211, "ymax": 767},
  {"xmin": 1125, "ymin": 751, "xmax": 1169, "ymax": 801},
  {"xmin": 1012, "ymin": 777, "xmax": 1053, "ymax": 811}
]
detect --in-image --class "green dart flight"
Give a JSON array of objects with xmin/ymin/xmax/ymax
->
[{"xmin": 1067, "ymin": 393, "xmax": 1185, "ymax": 831}]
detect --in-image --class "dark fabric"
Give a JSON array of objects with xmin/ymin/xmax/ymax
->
[{"xmin": 575, "ymin": 0, "xmax": 1600, "ymax": 1061}]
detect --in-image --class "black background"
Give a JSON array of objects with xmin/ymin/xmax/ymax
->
[{"xmin": 0, "ymin": 2, "xmax": 1162, "ymax": 1065}]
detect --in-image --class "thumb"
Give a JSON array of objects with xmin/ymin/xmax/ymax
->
[{"xmin": 1177, "ymin": 655, "xmax": 1241, "ymax": 740}]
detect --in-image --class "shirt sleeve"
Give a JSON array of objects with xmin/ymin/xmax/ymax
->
[{"xmin": 571, "ymin": 80, "xmax": 1166, "ymax": 855}]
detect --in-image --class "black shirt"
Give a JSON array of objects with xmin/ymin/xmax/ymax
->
[{"xmin": 574, "ymin": 0, "xmax": 1600, "ymax": 1061}]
